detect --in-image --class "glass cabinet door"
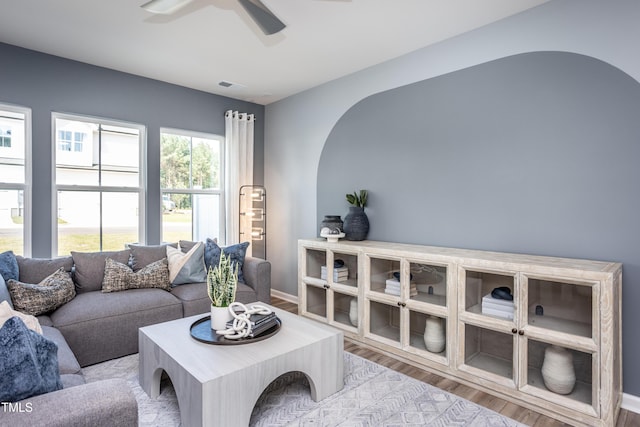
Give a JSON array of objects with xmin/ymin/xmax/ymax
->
[
  {"xmin": 519, "ymin": 274, "xmax": 598, "ymax": 415},
  {"xmin": 408, "ymin": 261, "xmax": 448, "ymax": 307},
  {"xmin": 458, "ymin": 266, "xmax": 518, "ymax": 386}
]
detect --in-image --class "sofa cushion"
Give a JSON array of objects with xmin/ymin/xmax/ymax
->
[
  {"xmin": 41, "ymin": 325, "xmax": 82, "ymax": 375},
  {"xmin": 0, "ymin": 250, "xmax": 19, "ymax": 282},
  {"xmin": 204, "ymin": 238, "xmax": 250, "ymax": 283},
  {"xmin": 0, "ymin": 300, "xmax": 42, "ymax": 334},
  {"xmin": 16, "ymin": 255, "xmax": 73, "ymax": 284},
  {"xmin": 0, "ymin": 317, "xmax": 63, "ymax": 402},
  {"xmin": 102, "ymin": 258, "xmax": 171, "ymax": 293},
  {"xmin": 50, "ymin": 289, "xmax": 183, "ymax": 366},
  {"xmin": 72, "ymin": 250, "xmax": 131, "ymax": 293},
  {"xmin": 167, "ymin": 242, "xmax": 206, "ymax": 286},
  {"xmin": 7, "ymin": 268, "xmax": 76, "ymax": 316},
  {"xmin": 60, "ymin": 373, "xmax": 85, "ymax": 389},
  {"xmin": 171, "ymin": 281, "xmax": 259, "ymax": 317},
  {"xmin": 128, "ymin": 243, "xmax": 176, "ymax": 272}
]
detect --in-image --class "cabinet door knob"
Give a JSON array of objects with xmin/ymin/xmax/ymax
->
[
  {"xmin": 518, "ymin": 330, "xmax": 524, "ymax": 336},
  {"xmin": 511, "ymin": 328, "xmax": 518, "ymax": 334},
  {"xmin": 397, "ymin": 302, "xmax": 406, "ymax": 307},
  {"xmin": 323, "ymin": 284, "xmax": 330, "ymax": 289}
]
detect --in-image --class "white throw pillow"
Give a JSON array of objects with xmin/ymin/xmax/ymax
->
[{"xmin": 0, "ymin": 300, "xmax": 42, "ymax": 334}]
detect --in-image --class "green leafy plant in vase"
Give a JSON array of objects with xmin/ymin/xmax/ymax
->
[
  {"xmin": 344, "ymin": 189, "xmax": 370, "ymax": 241},
  {"xmin": 207, "ymin": 251, "xmax": 238, "ymax": 331}
]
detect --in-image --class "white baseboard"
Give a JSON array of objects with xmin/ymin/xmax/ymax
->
[
  {"xmin": 271, "ymin": 289, "xmax": 298, "ymax": 304},
  {"xmin": 622, "ymin": 392, "xmax": 640, "ymax": 414}
]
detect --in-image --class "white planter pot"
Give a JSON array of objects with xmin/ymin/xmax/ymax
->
[
  {"xmin": 349, "ymin": 298, "xmax": 358, "ymax": 327},
  {"xmin": 423, "ymin": 315, "xmax": 445, "ymax": 353},
  {"xmin": 210, "ymin": 306, "xmax": 233, "ymax": 331},
  {"xmin": 541, "ymin": 345, "xmax": 576, "ymax": 394}
]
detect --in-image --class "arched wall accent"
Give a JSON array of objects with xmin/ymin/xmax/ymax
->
[{"xmin": 317, "ymin": 51, "xmax": 640, "ymax": 392}]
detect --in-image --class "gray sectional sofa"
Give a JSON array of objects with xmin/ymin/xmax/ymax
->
[{"xmin": 0, "ymin": 245, "xmax": 271, "ymax": 427}]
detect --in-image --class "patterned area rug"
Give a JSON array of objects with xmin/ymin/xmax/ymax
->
[{"xmin": 83, "ymin": 352, "xmax": 524, "ymax": 426}]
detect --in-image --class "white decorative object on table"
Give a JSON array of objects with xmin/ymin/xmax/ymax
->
[
  {"xmin": 541, "ymin": 345, "xmax": 576, "ymax": 394},
  {"xmin": 320, "ymin": 227, "xmax": 345, "ymax": 243},
  {"xmin": 216, "ymin": 302, "xmax": 273, "ymax": 339},
  {"xmin": 349, "ymin": 298, "xmax": 358, "ymax": 327},
  {"xmin": 423, "ymin": 315, "xmax": 445, "ymax": 353},
  {"xmin": 210, "ymin": 306, "xmax": 233, "ymax": 330}
]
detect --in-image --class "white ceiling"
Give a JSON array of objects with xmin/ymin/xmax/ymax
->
[{"xmin": 0, "ymin": 0, "xmax": 548, "ymax": 105}]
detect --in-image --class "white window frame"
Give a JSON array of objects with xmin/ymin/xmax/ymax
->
[
  {"xmin": 0, "ymin": 103, "xmax": 32, "ymax": 256},
  {"xmin": 160, "ymin": 127, "xmax": 225, "ymax": 243},
  {"xmin": 52, "ymin": 112, "xmax": 146, "ymax": 254}
]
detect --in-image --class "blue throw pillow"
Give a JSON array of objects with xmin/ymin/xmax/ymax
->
[
  {"xmin": 204, "ymin": 238, "xmax": 250, "ymax": 283},
  {"xmin": 0, "ymin": 317, "xmax": 62, "ymax": 402},
  {"xmin": 0, "ymin": 250, "xmax": 19, "ymax": 282}
]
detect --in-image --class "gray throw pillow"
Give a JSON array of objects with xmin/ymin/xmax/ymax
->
[
  {"xmin": 128, "ymin": 243, "xmax": 176, "ymax": 272},
  {"xmin": 7, "ymin": 268, "xmax": 76, "ymax": 316},
  {"xmin": 102, "ymin": 258, "xmax": 171, "ymax": 293},
  {"xmin": 71, "ymin": 250, "xmax": 131, "ymax": 293},
  {"xmin": 15, "ymin": 256, "xmax": 73, "ymax": 285}
]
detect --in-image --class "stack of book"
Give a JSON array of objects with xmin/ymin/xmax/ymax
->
[
  {"xmin": 481, "ymin": 293, "xmax": 514, "ymax": 320},
  {"xmin": 321, "ymin": 265, "xmax": 348, "ymax": 282},
  {"xmin": 227, "ymin": 311, "xmax": 279, "ymax": 338},
  {"xmin": 384, "ymin": 278, "xmax": 417, "ymax": 297}
]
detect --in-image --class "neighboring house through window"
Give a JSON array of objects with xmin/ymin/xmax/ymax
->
[
  {"xmin": 160, "ymin": 129, "xmax": 224, "ymax": 244},
  {"xmin": 53, "ymin": 113, "xmax": 145, "ymax": 255},
  {"xmin": 0, "ymin": 104, "xmax": 31, "ymax": 256}
]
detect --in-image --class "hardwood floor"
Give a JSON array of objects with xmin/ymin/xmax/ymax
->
[{"xmin": 270, "ymin": 297, "xmax": 639, "ymax": 427}]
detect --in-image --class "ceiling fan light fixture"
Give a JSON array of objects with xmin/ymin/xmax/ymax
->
[{"xmin": 141, "ymin": 0, "xmax": 193, "ymax": 15}]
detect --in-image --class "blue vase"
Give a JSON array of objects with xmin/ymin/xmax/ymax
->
[{"xmin": 343, "ymin": 207, "xmax": 369, "ymax": 241}]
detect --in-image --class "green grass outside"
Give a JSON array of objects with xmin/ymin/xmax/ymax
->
[{"xmin": 0, "ymin": 211, "xmax": 194, "ymax": 255}]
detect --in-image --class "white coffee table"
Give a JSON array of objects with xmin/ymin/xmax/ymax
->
[{"xmin": 139, "ymin": 303, "xmax": 344, "ymax": 427}]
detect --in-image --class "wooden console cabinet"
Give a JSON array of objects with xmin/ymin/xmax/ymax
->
[{"xmin": 298, "ymin": 239, "xmax": 622, "ymax": 427}]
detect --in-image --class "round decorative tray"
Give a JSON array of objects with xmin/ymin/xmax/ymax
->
[{"xmin": 189, "ymin": 315, "xmax": 282, "ymax": 345}]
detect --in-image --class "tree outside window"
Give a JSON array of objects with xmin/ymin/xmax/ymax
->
[{"xmin": 160, "ymin": 130, "xmax": 223, "ymax": 244}]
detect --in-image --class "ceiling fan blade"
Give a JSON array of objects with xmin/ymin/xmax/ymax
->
[
  {"xmin": 237, "ymin": 0, "xmax": 286, "ymax": 35},
  {"xmin": 141, "ymin": 0, "xmax": 193, "ymax": 14}
]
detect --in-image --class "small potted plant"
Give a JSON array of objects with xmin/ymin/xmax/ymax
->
[
  {"xmin": 207, "ymin": 251, "xmax": 238, "ymax": 331},
  {"xmin": 344, "ymin": 189, "xmax": 369, "ymax": 241}
]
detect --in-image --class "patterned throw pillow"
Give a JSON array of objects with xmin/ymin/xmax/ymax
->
[
  {"xmin": 101, "ymin": 258, "xmax": 171, "ymax": 293},
  {"xmin": 7, "ymin": 268, "xmax": 76, "ymax": 316}
]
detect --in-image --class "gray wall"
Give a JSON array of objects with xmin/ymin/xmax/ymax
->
[
  {"xmin": 318, "ymin": 51, "xmax": 640, "ymax": 265},
  {"xmin": 0, "ymin": 42, "xmax": 264, "ymax": 257},
  {"xmin": 265, "ymin": 0, "xmax": 640, "ymax": 397}
]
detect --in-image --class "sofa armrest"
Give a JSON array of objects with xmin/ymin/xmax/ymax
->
[
  {"xmin": 1, "ymin": 379, "xmax": 137, "ymax": 427},
  {"xmin": 242, "ymin": 256, "xmax": 271, "ymax": 304}
]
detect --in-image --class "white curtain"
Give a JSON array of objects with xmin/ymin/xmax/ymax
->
[{"xmin": 225, "ymin": 110, "xmax": 254, "ymax": 247}]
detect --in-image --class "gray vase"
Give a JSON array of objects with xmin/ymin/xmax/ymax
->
[{"xmin": 343, "ymin": 207, "xmax": 369, "ymax": 241}]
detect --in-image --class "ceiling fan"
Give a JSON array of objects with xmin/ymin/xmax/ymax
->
[{"xmin": 141, "ymin": 0, "xmax": 286, "ymax": 35}]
